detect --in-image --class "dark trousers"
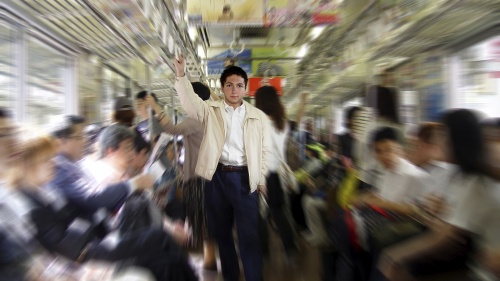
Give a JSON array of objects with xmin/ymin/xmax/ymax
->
[
  {"xmin": 265, "ymin": 173, "xmax": 297, "ymax": 255},
  {"xmin": 205, "ymin": 164, "xmax": 262, "ymax": 281},
  {"xmin": 87, "ymin": 227, "xmax": 197, "ymax": 281}
]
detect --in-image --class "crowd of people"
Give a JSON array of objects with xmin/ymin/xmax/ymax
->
[{"xmin": 1, "ymin": 54, "xmax": 500, "ymax": 281}]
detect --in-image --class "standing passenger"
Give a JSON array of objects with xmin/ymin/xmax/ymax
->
[
  {"xmin": 173, "ymin": 54, "xmax": 271, "ymax": 281},
  {"xmin": 254, "ymin": 86, "xmax": 298, "ymax": 259},
  {"xmin": 144, "ymin": 82, "xmax": 217, "ymax": 270}
]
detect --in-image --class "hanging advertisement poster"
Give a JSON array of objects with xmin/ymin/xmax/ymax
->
[
  {"xmin": 248, "ymin": 77, "xmax": 284, "ymax": 96},
  {"xmin": 207, "ymin": 49, "xmax": 252, "ymax": 75},
  {"xmin": 419, "ymin": 53, "xmax": 445, "ymax": 121},
  {"xmin": 252, "ymin": 48, "xmax": 294, "ymax": 77},
  {"xmin": 264, "ymin": 0, "xmax": 340, "ymax": 27},
  {"xmin": 187, "ymin": 0, "xmax": 263, "ymax": 25}
]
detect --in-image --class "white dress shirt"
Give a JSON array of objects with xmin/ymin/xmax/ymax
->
[
  {"xmin": 219, "ymin": 101, "xmax": 247, "ymax": 166},
  {"xmin": 375, "ymin": 157, "xmax": 428, "ymax": 203}
]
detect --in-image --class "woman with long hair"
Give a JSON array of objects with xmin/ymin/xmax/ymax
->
[{"xmin": 255, "ymin": 86, "xmax": 298, "ymax": 259}]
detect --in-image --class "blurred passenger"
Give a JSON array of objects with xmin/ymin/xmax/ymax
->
[
  {"xmin": 255, "ymin": 85, "xmax": 298, "ymax": 259},
  {"xmin": 379, "ymin": 109, "xmax": 500, "ymax": 281},
  {"xmin": 135, "ymin": 91, "xmax": 163, "ymax": 143},
  {"xmin": 112, "ymin": 96, "xmax": 136, "ymax": 128},
  {"xmin": 50, "ymin": 116, "xmax": 153, "ymax": 215},
  {"xmin": 10, "ymin": 135, "xmax": 197, "ymax": 281},
  {"xmin": 0, "ymin": 107, "xmax": 50, "ymax": 281},
  {"xmin": 84, "ymin": 123, "xmax": 103, "ymax": 157},
  {"xmin": 407, "ymin": 122, "xmax": 455, "ymax": 216},
  {"xmin": 290, "ymin": 93, "xmax": 310, "ymax": 166},
  {"xmin": 127, "ymin": 133, "xmax": 151, "ymax": 178},
  {"xmin": 355, "ymin": 127, "xmax": 428, "ymax": 214},
  {"xmin": 302, "ymin": 143, "xmax": 337, "ymax": 247},
  {"xmin": 292, "ymin": 144, "xmax": 324, "ymax": 230},
  {"xmin": 353, "ymin": 78, "xmax": 403, "ymax": 187},
  {"xmin": 145, "ymin": 82, "xmax": 217, "ymax": 269},
  {"xmin": 339, "ymin": 106, "xmax": 362, "ymax": 168}
]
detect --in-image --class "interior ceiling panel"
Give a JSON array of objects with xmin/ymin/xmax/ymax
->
[
  {"xmin": 205, "ymin": 27, "xmax": 305, "ymax": 48},
  {"xmin": 21, "ymin": 0, "xmax": 145, "ymax": 62},
  {"xmin": 286, "ymin": 0, "xmax": 500, "ymax": 115}
]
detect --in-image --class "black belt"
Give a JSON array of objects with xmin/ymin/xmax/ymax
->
[{"xmin": 218, "ymin": 163, "xmax": 248, "ymax": 172}]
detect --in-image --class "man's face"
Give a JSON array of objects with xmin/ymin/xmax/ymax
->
[
  {"xmin": 0, "ymin": 117, "xmax": 18, "ymax": 170},
  {"xmin": 374, "ymin": 140, "xmax": 400, "ymax": 170},
  {"xmin": 65, "ymin": 124, "xmax": 86, "ymax": 161},
  {"xmin": 222, "ymin": 75, "xmax": 246, "ymax": 108},
  {"xmin": 108, "ymin": 139, "xmax": 134, "ymax": 171},
  {"xmin": 135, "ymin": 99, "xmax": 148, "ymax": 120}
]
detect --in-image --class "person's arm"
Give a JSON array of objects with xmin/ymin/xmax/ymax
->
[
  {"xmin": 378, "ymin": 223, "xmax": 467, "ymax": 281},
  {"xmin": 52, "ymin": 165, "xmax": 153, "ymax": 213},
  {"xmin": 145, "ymin": 97, "xmax": 202, "ymax": 137},
  {"xmin": 173, "ymin": 54, "xmax": 209, "ymax": 123}
]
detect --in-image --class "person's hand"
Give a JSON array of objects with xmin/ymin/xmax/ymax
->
[
  {"xmin": 172, "ymin": 222, "xmax": 189, "ymax": 246},
  {"xmin": 354, "ymin": 192, "xmax": 378, "ymax": 207},
  {"xmin": 131, "ymin": 174, "xmax": 155, "ymax": 192},
  {"xmin": 145, "ymin": 94, "xmax": 157, "ymax": 107},
  {"xmin": 421, "ymin": 194, "xmax": 447, "ymax": 216},
  {"xmin": 173, "ymin": 54, "xmax": 186, "ymax": 77},
  {"xmin": 258, "ymin": 185, "xmax": 267, "ymax": 197},
  {"xmin": 145, "ymin": 94, "xmax": 163, "ymax": 116}
]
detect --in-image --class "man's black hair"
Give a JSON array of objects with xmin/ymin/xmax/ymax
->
[
  {"xmin": 134, "ymin": 133, "xmax": 151, "ymax": 154},
  {"xmin": 51, "ymin": 115, "xmax": 86, "ymax": 139},
  {"xmin": 191, "ymin": 82, "xmax": 211, "ymax": 101},
  {"xmin": 345, "ymin": 106, "xmax": 361, "ymax": 129},
  {"xmin": 371, "ymin": 126, "xmax": 401, "ymax": 147},
  {"xmin": 220, "ymin": 66, "xmax": 248, "ymax": 87},
  {"xmin": 136, "ymin": 91, "xmax": 159, "ymax": 103}
]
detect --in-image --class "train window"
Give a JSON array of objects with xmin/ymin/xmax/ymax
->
[
  {"xmin": 26, "ymin": 37, "xmax": 67, "ymax": 127},
  {"xmin": 452, "ymin": 36, "xmax": 500, "ymax": 118},
  {"xmin": 0, "ymin": 21, "xmax": 15, "ymax": 110},
  {"xmin": 101, "ymin": 67, "xmax": 128, "ymax": 124}
]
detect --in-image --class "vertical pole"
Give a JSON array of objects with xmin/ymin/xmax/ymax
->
[
  {"xmin": 146, "ymin": 64, "xmax": 154, "ymax": 147},
  {"xmin": 171, "ymin": 89, "xmax": 178, "ymax": 166}
]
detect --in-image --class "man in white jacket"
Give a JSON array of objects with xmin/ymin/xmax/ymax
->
[{"xmin": 173, "ymin": 54, "xmax": 271, "ymax": 281}]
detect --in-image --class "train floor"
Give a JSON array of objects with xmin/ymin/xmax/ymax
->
[{"xmin": 188, "ymin": 225, "xmax": 322, "ymax": 281}]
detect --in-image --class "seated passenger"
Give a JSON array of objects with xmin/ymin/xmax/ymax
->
[
  {"xmin": 302, "ymin": 143, "xmax": 337, "ymax": 247},
  {"xmin": 82, "ymin": 124, "xmax": 136, "ymax": 189},
  {"xmin": 355, "ymin": 126, "xmax": 428, "ymax": 214},
  {"xmin": 9, "ymin": 135, "xmax": 198, "ymax": 281},
  {"xmin": 379, "ymin": 109, "xmax": 500, "ymax": 281},
  {"xmin": 126, "ymin": 133, "xmax": 151, "ymax": 178},
  {"xmin": 50, "ymin": 116, "xmax": 153, "ymax": 215}
]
